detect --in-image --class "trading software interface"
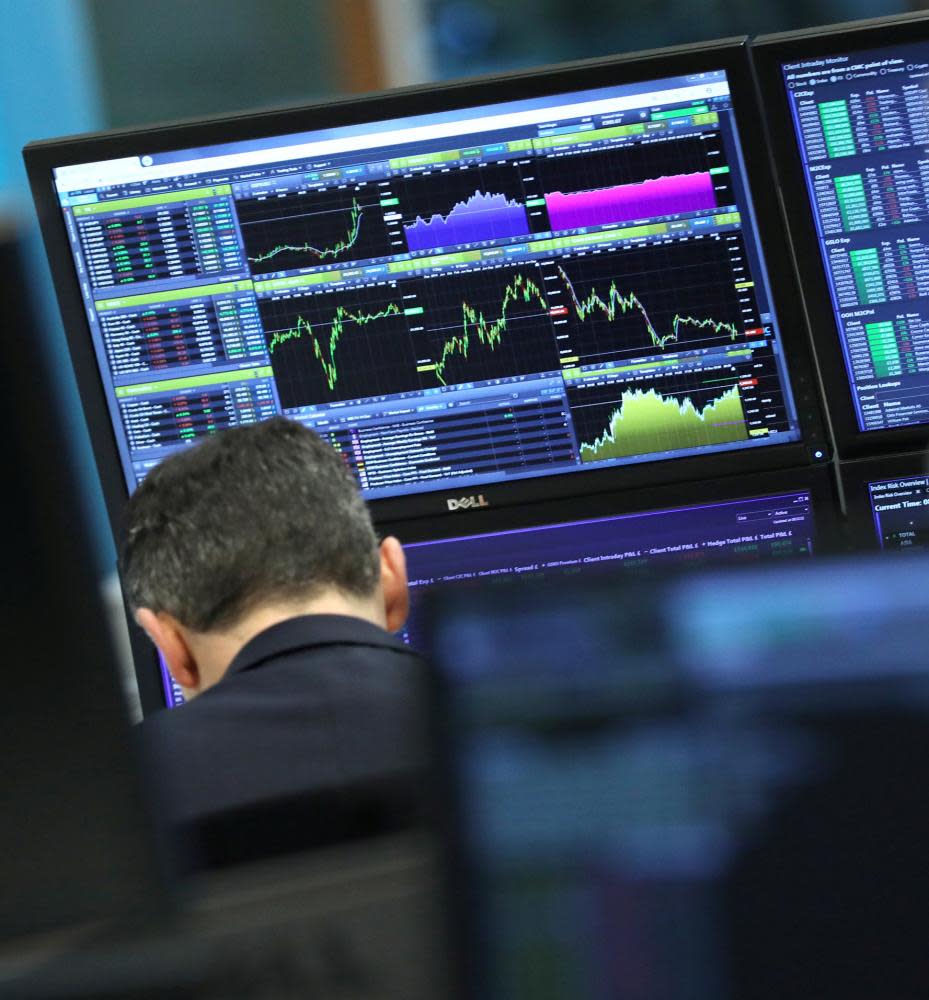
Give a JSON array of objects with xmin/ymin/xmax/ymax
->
[
  {"xmin": 782, "ymin": 42, "xmax": 929, "ymax": 433},
  {"xmin": 401, "ymin": 490, "xmax": 814, "ymax": 646},
  {"xmin": 54, "ymin": 68, "xmax": 801, "ymax": 498},
  {"xmin": 868, "ymin": 473, "xmax": 929, "ymax": 548}
]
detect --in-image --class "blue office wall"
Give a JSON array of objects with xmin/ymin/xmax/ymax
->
[
  {"xmin": 0, "ymin": 0, "xmax": 114, "ymax": 572},
  {"xmin": 426, "ymin": 0, "xmax": 918, "ymax": 79}
]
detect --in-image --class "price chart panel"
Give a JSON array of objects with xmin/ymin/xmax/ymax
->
[
  {"xmin": 782, "ymin": 44, "xmax": 929, "ymax": 433},
  {"xmin": 53, "ymin": 62, "xmax": 802, "ymax": 496}
]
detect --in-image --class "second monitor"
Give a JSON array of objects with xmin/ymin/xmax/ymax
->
[
  {"xmin": 840, "ymin": 451, "xmax": 929, "ymax": 550},
  {"xmin": 753, "ymin": 13, "xmax": 929, "ymax": 458}
]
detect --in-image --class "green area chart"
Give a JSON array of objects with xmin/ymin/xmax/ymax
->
[{"xmin": 578, "ymin": 383, "xmax": 748, "ymax": 462}]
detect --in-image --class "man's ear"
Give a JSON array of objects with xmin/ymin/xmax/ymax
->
[
  {"xmin": 378, "ymin": 536, "xmax": 409, "ymax": 634},
  {"xmin": 135, "ymin": 608, "xmax": 200, "ymax": 693}
]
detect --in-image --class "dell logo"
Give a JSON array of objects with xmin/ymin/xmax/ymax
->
[{"xmin": 447, "ymin": 494, "xmax": 490, "ymax": 511}]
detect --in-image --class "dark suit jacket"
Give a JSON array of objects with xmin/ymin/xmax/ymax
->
[{"xmin": 140, "ymin": 614, "xmax": 426, "ymax": 865}]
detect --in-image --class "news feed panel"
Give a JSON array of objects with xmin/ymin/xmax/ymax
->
[
  {"xmin": 752, "ymin": 13, "xmax": 929, "ymax": 457},
  {"xmin": 26, "ymin": 39, "xmax": 824, "ymax": 524}
]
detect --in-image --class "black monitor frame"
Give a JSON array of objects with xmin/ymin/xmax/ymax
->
[
  {"xmin": 25, "ymin": 35, "xmax": 827, "ymax": 540},
  {"xmin": 751, "ymin": 12, "xmax": 929, "ymax": 460},
  {"xmin": 839, "ymin": 450, "xmax": 929, "ymax": 551}
]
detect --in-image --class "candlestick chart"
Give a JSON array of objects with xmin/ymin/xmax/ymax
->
[{"xmin": 236, "ymin": 183, "xmax": 395, "ymax": 275}]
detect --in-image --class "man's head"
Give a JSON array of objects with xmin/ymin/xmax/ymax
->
[{"xmin": 120, "ymin": 417, "xmax": 407, "ymax": 699}]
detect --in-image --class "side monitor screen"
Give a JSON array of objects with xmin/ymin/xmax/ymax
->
[
  {"xmin": 869, "ymin": 473, "xmax": 929, "ymax": 549},
  {"xmin": 52, "ymin": 65, "xmax": 801, "ymax": 500},
  {"xmin": 781, "ymin": 42, "xmax": 929, "ymax": 433}
]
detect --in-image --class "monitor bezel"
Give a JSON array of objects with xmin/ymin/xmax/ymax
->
[
  {"xmin": 838, "ymin": 451, "xmax": 929, "ymax": 551},
  {"xmin": 751, "ymin": 13, "xmax": 929, "ymax": 460},
  {"xmin": 25, "ymin": 35, "xmax": 827, "ymax": 539}
]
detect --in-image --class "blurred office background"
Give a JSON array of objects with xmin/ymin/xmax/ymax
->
[{"xmin": 0, "ymin": 0, "xmax": 924, "ymax": 571}]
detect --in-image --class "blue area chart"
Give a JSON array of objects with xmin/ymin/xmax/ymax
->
[{"xmin": 403, "ymin": 191, "xmax": 531, "ymax": 252}]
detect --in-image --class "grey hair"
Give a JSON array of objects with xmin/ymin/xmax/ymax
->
[{"xmin": 119, "ymin": 417, "xmax": 380, "ymax": 631}]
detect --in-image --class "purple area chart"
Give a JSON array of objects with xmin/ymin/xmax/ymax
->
[
  {"xmin": 545, "ymin": 171, "xmax": 717, "ymax": 231},
  {"xmin": 403, "ymin": 191, "xmax": 531, "ymax": 252}
]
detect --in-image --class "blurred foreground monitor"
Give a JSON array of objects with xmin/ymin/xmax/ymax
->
[
  {"xmin": 427, "ymin": 554, "xmax": 929, "ymax": 999},
  {"xmin": 0, "ymin": 215, "xmax": 171, "ymax": 976}
]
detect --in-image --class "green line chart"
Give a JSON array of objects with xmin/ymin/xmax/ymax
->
[
  {"xmin": 260, "ymin": 283, "xmax": 421, "ymax": 407},
  {"xmin": 248, "ymin": 198, "xmax": 364, "ymax": 266},
  {"xmin": 268, "ymin": 300, "xmax": 402, "ymax": 390},
  {"xmin": 431, "ymin": 272, "xmax": 549, "ymax": 386},
  {"xmin": 557, "ymin": 265, "xmax": 740, "ymax": 351},
  {"xmin": 551, "ymin": 236, "xmax": 753, "ymax": 365},
  {"xmin": 236, "ymin": 184, "xmax": 396, "ymax": 275}
]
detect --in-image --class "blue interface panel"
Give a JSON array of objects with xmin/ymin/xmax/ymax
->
[
  {"xmin": 400, "ymin": 489, "xmax": 814, "ymax": 647},
  {"xmin": 782, "ymin": 43, "xmax": 929, "ymax": 432},
  {"xmin": 54, "ymin": 69, "xmax": 800, "ymax": 498},
  {"xmin": 869, "ymin": 473, "xmax": 929, "ymax": 549}
]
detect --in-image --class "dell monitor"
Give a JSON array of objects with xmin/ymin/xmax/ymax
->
[
  {"xmin": 25, "ymin": 37, "xmax": 825, "ymax": 535},
  {"xmin": 154, "ymin": 468, "xmax": 835, "ymax": 710},
  {"xmin": 392, "ymin": 466, "xmax": 835, "ymax": 651}
]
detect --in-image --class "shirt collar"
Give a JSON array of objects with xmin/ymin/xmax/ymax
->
[{"xmin": 225, "ymin": 614, "xmax": 415, "ymax": 678}]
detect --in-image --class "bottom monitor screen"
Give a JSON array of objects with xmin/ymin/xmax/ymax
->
[
  {"xmin": 401, "ymin": 490, "xmax": 814, "ymax": 648},
  {"xmin": 869, "ymin": 475, "xmax": 929, "ymax": 552},
  {"xmin": 158, "ymin": 489, "xmax": 816, "ymax": 706}
]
